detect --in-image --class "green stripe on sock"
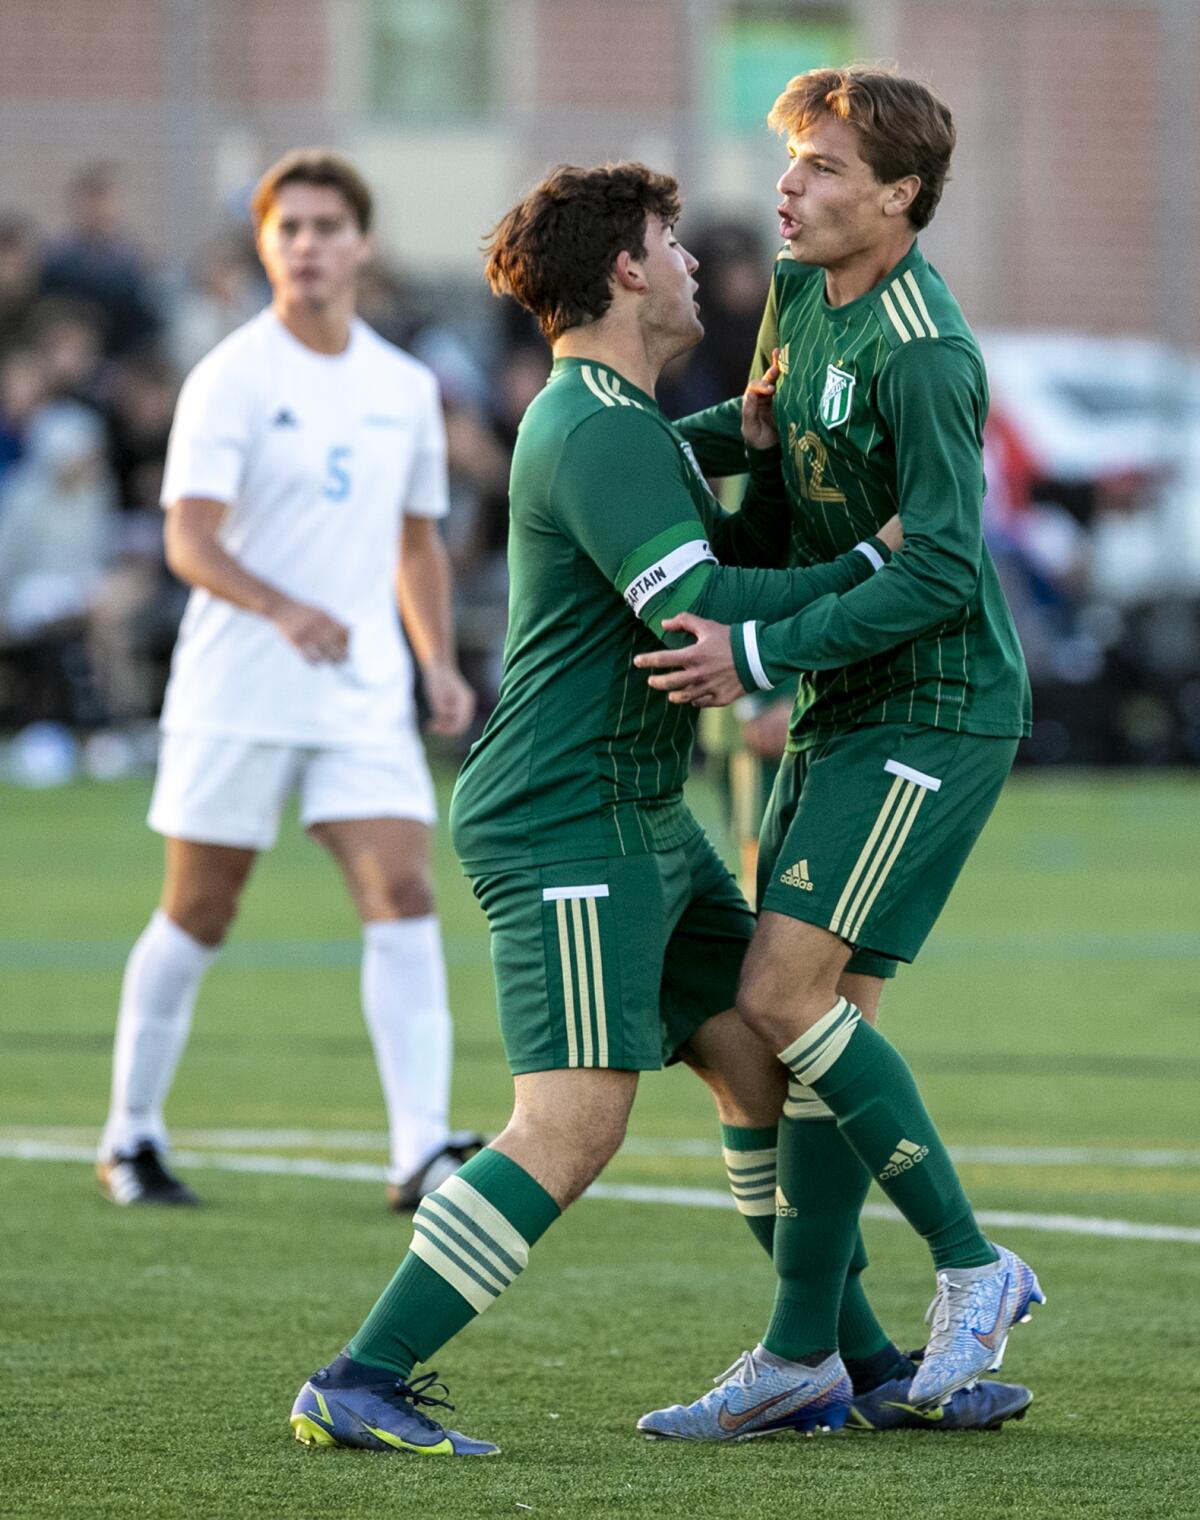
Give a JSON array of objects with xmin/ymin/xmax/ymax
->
[
  {"xmin": 423, "ymin": 1193, "xmax": 525, "ymax": 1279},
  {"xmin": 720, "ymin": 1123, "xmax": 778, "ymax": 1255},
  {"xmin": 348, "ymin": 1147, "xmax": 561, "ymax": 1377},
  {"xmin": 411, "ymin": 1220, "xmax": 505, "ymax": 1298},
  {"xmin": 413, "ymin": 1211, "xmax": 513, "ymax": 1291}
]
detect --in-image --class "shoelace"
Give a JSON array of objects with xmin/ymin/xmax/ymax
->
[
  {"xmin": 711, "ymin": 1350, "xmax": 760, "ymax": 1392},
  {"xmin": 386, "ymin": 1371, "xmax": 456, "ymax": 1432},
  {"xmin": 923, "ymin": 1273, "xmax": 975, "ymax": 1358}
]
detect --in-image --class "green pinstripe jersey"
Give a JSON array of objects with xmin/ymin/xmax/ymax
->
[
  {"xmin": 450, "ymin": 356, "xmax": 890, "ymax": 871},
  {"xmin": 680, "ymin": 242, "xmax": 1031, "ymax": 751}
]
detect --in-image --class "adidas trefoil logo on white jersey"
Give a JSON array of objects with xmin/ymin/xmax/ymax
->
[
  {"xmin": 775, "ymin": 1185, "xmax": 798, "ymax": 1219},
  {"xmin": 879, "ymin": 1138, "xmax": 930, "ymax": 1180},
  {"xmin": 779, "ymin": 859, "xmax": 814, "ymax": 892}
]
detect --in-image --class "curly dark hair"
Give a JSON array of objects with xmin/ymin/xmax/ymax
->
[
  {"xmin": 769, "ymin": 66, "xmax": 955, "ymax": 231},
  {"xmin": 484, "ymin": 163, "xmax": 681, "ymax": 343}
]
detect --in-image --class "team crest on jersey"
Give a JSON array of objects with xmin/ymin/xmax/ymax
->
[
  {"xmin": 776, "ymin": 343, "xmax": 790, "ymax": 375},
  {"xmin": 819, "ymin": 364, "xmax": 855, "ymax": 429}
]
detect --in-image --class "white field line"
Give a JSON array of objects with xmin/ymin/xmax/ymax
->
[
  {"xmin": 4, "ymin": 1126, "xmax": 1199, "ymax": 1169},
  {"xmin": 6, "ymin": 1138, "xmax": 1200, "ymax": 1246}
]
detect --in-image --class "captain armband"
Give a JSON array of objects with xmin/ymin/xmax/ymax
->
[{"xmin": 620, "ymin": 536, "xmax": 717, "ymax": 620}]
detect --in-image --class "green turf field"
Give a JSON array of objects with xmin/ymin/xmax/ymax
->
[{"xmin": 2, "ymin": 768, "xmax": 1198, "ymax": 1519}]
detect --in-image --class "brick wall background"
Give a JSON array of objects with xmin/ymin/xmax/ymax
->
[{"xmin": 0, "ymin": 0, "xmax": 1194, "ymax": 338}]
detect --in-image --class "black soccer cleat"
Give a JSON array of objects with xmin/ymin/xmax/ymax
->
[
  {"xmin": 97, "ymin": 1143, "xmax": 200, "ymax": 1206},
  {"xmin": 386, "ymin": 1132, "xmax": 487, "ymax": 1212}
]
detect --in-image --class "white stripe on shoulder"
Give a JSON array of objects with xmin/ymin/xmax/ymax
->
[
  {"xmin": 543, "ymin": 884, "xmax": 611, "ymax": 901},
  {"xmin": 890, "ymin": 279, "xmax": 927, "ymax": 338},
  {"xmin": 598, "ymin": 369, "xmax": 642, "ymax": 410},
  {"xmin": 903, "ymin": 271, "xmax": 939, "ymax": 338},
  {"xmin": 580, "ymin": 365, "xmax": 615, "ymax": 407},
  {"xmin": 879, "ymin": 289, "xmax": 911, "ymax": 344},
  {"xmin": 883, "ymin": 758, "xmax": 942, "ymax": 792}
]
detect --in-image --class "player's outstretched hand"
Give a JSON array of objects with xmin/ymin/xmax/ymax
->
[
  {"xmin": 634, "ymin": 612, "xmax": 745, "ymax": 708},
  {"xmin": 272, "ymin": 597, "xmax": 351, "ymax": 664},
  {"xmin": 741, "ymin": 348, "xmax": 782, "ymax": 450},
  {"xmin": 422, "ymin": 661, "xmax": 477, "ymax": 737}
]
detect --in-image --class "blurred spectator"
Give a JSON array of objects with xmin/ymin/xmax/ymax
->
[
  {"xmin": 659, "ymin": 218, "xmax": 771, "ymax": 417},
  {"xmin": 104, "ymin": 350, "xmax": 178, "ymax": 508},
  {"xmin": 89, "ymin": 352, "xmax": 187, "ymax": 723},
  {"xmin": 167, "ymin": 231, "xmax": 267, "ymax": 375},
  {"xmin": 0, "ymin": 212, "xmax": 42, "ymax": 354},
  {"xmin": 0, "ymin": 402, "xmax": 116, "ymax": 634},
  {"xmin": 25, "ymin": 296, "xmax": 106, "ymax": 406},
  {"xmin": 0, "ymin": 346, "xmax": 47, "ymax": 482},
  {"xmin": 0, "ymin": 402, "xmax": 117, "ymax": 725},
  {"xmin": 41, "ymin": 161, "xmax": 161, "ymax": 357},
  {"xmin": 356, "ymin": 257, "xmax": 411, "ymax": 348}
]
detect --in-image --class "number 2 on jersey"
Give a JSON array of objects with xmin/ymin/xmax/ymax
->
[
  {"xmin": 787, "ymin": 425, "xmax": 846, "ymax": 504},
  {"xmin": 322, "ymin": 445, "xmax": 353, "ymax": 501}
]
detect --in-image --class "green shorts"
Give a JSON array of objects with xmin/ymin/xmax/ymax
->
[
  {"xmin": 470, "ymin": 830, "xmax": 755, "ymax": 1075},
  {"xmin": 757, "ymin": 722, "xmax": 1019, "ymax": 972}
]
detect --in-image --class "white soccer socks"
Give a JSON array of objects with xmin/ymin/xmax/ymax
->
[
  {"xmin": 100, "ymin": 910, "xmax": 220, "ymax": 1160},
  {"xmin": 361, "ymin": 916, "xmax": 453, "ymax": 1183}
]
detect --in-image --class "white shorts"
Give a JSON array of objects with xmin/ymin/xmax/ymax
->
[{"xmin": 148, "ymin": 730, "xmax": 437, "ymax": 850}]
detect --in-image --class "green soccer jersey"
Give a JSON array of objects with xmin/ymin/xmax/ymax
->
[
  {"xmin": 680, "ymin": 242, "xmax": 1031, "ymax": 751},
  {"xmin": 449, "ymin": 357, "xmax": 893, "ymax": 871}
]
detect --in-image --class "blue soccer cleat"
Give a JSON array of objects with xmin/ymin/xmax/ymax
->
[
  {"xmin": 637, "ymin": 1348, "xmax": 851, "ymax": 1441},
  {"xmin": 290, "ymin": 1354, "xmax": 499, "ymax": 1456},
  {"xmin": 847, "ymin": 1371, "xmax": 1033, "ymax": 1431},
  {"xmin": 909, "ymin": 1243, "xmax": 1045, "ymax": 1409}
]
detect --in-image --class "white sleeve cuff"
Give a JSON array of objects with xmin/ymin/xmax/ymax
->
[
  {"xmin": 854, "ymin": 540, "xmax": 885, "ymax": 573},
  {"xmin": 740, "ymin": 620, "xmax": 773, "ymax": 691}
]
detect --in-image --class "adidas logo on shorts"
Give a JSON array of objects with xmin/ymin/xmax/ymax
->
[
  {"xmin": 779, "ymin": 859, "xmax": 813, "ymax": 891},
  {"xmin": 879, "ymin": 1138, "xmax": 930, "ymax": 1180}
]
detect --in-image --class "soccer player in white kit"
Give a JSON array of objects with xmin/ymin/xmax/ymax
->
[{"xmin": 97, "ymin": 150, "xmax": 483, "ymax": 1209}]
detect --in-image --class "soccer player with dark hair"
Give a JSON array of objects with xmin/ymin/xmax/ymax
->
[
  {"xmin": 286, "ymin": 159, "xmax": 914, "ymax": 1455},
  {"xmin": 634, "ymin": 67, "xmax": 1043, "ymax": 1435}
]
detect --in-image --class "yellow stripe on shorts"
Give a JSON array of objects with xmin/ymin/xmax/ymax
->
[
  {"xmin": 547, "ymin": 886, "xmax": 609, "ymax": 1067},
  {"xmin": 828, "ymin": 778, "xmax": 929, "ymax": 944}
]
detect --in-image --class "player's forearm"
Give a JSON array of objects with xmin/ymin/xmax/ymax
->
[
  {"xmin": 397, "ymin": 531, "xmax": 458, "ymax": 669},
  {"xmin": 706, "ymin": 445, "xmax": 792, "ymax": 569},
  {"xmin": 675, "ymin": 397, "xmax": 747, "ymax": 477},
  {"xmin": 730, "ymin": 539, "xmax": 978, "ymax": 690},
  {"xmin": 164, "ymin": 520, "xmax": 289, "ymax": 620},
  {"xmin": 646, "ymin": 537, "xmax": 890, "ymax": 645}
]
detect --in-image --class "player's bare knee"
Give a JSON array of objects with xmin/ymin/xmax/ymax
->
[
  {"xmin": 737, "ymin": 960, "xmax": 841, "ymax": 1044},
  {"xmin": 368, "ymin": 871, "xmax": 435, "ymax": 920},
  {"xmin": 497, "ymin": 1067, "xmax": 635, "ymax": 1204},
  {"xmin": 162, "ymin": 890, "xmax": 239, "ymax": 947},
  {"xmin": 492, "ymin": 1108, "xmax": 624, "ymax": 1207}
]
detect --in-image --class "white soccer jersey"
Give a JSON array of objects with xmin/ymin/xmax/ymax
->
[{"xmin": 159, "ymin": 309, "xmax": 449, "ymax": 745}]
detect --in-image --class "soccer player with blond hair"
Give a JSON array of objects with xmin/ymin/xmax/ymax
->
[{"xmin": 635, "ymin": 68, "xmax": 1043, "ymax": 1434}]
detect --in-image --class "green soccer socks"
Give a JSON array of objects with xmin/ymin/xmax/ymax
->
[
  {"xmin": 720, "ymin": 1123, "xmax": 777, "ymax": 1255},
  {"xmin": 723, "ymin": 1114, "xmax": 905, "ymax": 1369},
  {"xmin": 780, "ymin": 999, "xmax": 996, "ymax": 1271},
  {"xmin": 347, "ymin": 1147, "xmax": 561, "ymax": 1377}
]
